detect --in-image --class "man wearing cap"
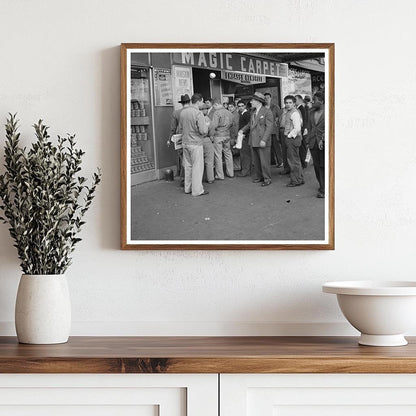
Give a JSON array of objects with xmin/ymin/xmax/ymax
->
[
  {"xmin": 178, "ymin": 93, "xmax": 209, "ymax": 197},
  {"xmin": 170, "ymin": 94, "xmax": 191, "ymax": 182},
  {"xmin": 209, "ymin": 98, "xmax": 234, "ymax": 180},
  {"xmin": 239, "ymin": 92, "xmax": 274, "ymax": 186}
]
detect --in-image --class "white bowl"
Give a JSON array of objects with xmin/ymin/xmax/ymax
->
[{"xmin": 323, "ymin": 281, "xmax": 416, "ymax": 346}]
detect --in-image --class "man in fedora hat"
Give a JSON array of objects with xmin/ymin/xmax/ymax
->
[
  {"xmin": 239, "ymin": 92, "xmax": 274, "ymax": 186},
  {"xmin": 169, "ymin": 94, "xmax": 191, "ymax": 183},
  {"xmin": 171, "ymin": 94, "xmax": 191, "ymax": 135}
]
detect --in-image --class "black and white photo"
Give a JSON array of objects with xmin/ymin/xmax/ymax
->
[{"xmin": 121, "ymin": 44, "xmax": 334, "ymax": 249}]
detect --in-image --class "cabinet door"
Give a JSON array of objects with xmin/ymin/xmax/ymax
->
[
  {"xmin": 221, "ymin": 374, "xmax": 416, "ymax": 416},
  {"xmin": 0, "ymin": 374, "xmax": 217, "ymax": 416}
]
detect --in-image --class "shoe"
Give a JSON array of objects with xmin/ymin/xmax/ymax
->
[
  {"xmin": 207, "ymin": 180, "xmax": 214, "ymax": 184},
  {"xmin": 279, "ymin": 170, "xmax": 290, "ymax": 175},
  {"xmin": 277, "ymin": 163, "xmax": 284, "ymax": 168},
  {"xmin": 236, "ymin": 172, "xmax": 248, "ymax": 177},
  {"xmin": 184, "ymin": 191, "xmax": 191, "ymax": 194},
  {"xmin": 196, "ymin": 191, "xmax": 209, "ymax": 196},
  {"xmin": 286, "ymin": 182, "xmax": 301, "ymax": 187},
  {"xmin": 252, "ymin": 178, "xmax": 263, "ymax": 183},
  {"xmin": 215, "ymin": 176, "xmax": 224, "ymax": 180},
  {"xmin": 317, "ymin": 192, "xmax": 325, "ymax": 198},
  {"xmin": 261, "ymin": 180, "xmax": 272, "ymax": 187}
]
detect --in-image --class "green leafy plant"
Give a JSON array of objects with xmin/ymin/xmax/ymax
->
[{"xmin": 0, "ymin": 113, "xmax": 101, "ymax": 274}]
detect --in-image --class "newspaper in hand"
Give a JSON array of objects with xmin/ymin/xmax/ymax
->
[
  {"xmin": 171, "ymin": 134, "xmax": 183, "ymax": 150},
  {"xmin": 234, "ymin": 131, "xmax": 244, "ymax": 149}
]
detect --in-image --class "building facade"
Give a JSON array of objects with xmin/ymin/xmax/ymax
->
[{"xmin": 129, "ymin": 52, "xmax": 324, "ymax": 185}]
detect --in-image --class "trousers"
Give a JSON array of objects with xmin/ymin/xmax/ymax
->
[
  {"xmin": 240, "ymin": 137, "xmax": 252, "ymax": 176},
  {"xmin": 279, "ymin": 128, "xmax": 290, "ymax": 172},
  {"xmin": 213, "ymin": 137, "xmax": 234, "ymax": 179},
  {"xmin": 251, "ymin": 146, "xmax": 271, "ymax": 181},
  {"xmin": 202, "ymin": 137, "xmax": 214, "ymax": 183},
  {"xmin": 285, "ymin": 135, "xmax": 304, "ymax": 185},
  {"xmin": 270, "ymin": 133, "xmax": 283, "ymax": 166},
  {"xmin": 310, "ymin": 146, "xmax": 325, "ymax": 194},
  {"xmin": 182, "ymin": 144, "xmax": 205, "ymax": 196}
]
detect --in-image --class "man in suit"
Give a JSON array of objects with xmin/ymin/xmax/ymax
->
[
  {"xmin": 264, "ymin": 92, "xmax": 283, "ymax": 168},
  {"xmin": 239, "ymin": 92, "xmax": 273, "ymax": 186},
  {"xmin": 307, "ymin": 91, "xmax": 325, "ymax": 198},
  {"xmin": 236, "ymin": 100, "xmax": 252, "ymax": 177},
  {"xmin": 178, "ymin": 93, "xmax": 209, "ymax": 197}
]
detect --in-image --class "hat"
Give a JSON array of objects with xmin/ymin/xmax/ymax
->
[
  {"xmin": 178, "ymin": 94, "xmax": 191, "ymax": 103},
  {"xmin": 251, "ymin": 92, "xmax": 266, "ymax": 104}
]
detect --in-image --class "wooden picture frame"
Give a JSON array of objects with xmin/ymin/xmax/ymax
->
[{"xmin": 121, "ymin": 43, "xmax": 334, "ymax": 250}]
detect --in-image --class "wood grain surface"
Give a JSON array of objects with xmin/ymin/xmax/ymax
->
[{"xmin": 0, "ymin": 336, "xmax": 415, "ymax": 374}]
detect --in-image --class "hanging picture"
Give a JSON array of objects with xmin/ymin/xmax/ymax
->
[{"xmin": 121, "ymin": 43, "xmax": 334, "ymax": 250}]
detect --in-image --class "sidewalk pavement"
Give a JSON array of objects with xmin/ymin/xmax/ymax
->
[{"xmin": 131, "ymin": 165, "xmax": 325, "ymax": 241}]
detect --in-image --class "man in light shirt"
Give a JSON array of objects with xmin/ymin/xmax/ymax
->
[
  {"xmin": 178, "ymin": 93, "xmax": 209, "ymax": 196},
  {"xmin": 209, "ymin": 98, "xmax": 234, "ymax": 180},
  {"xmin": 281, "ymin": 95, "xmax": 304, "ymax": 187}
]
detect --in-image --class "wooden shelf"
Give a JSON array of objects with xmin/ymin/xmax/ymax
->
[{"xmin": 1, "ymin": 336, "xmax": 416, "ymax": 374}]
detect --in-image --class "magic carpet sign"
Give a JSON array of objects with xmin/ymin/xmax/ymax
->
[{"xmin": 172, "ymin": 52, "xmax": 289, "ymax": 78}]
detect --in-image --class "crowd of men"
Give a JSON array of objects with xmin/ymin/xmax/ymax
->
[{"xmin": 170, "ymin": 89, "xmax": 325, "ymax": 198}]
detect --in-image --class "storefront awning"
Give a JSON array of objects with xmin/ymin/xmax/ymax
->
[{"xmin": 289, "ymin": 59, "xmax": 325, "ymax": 72}]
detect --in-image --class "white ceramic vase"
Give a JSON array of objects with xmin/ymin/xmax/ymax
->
[{"xmin": 15, "ymin": 274, "xmax": 71, "ymax": 344}]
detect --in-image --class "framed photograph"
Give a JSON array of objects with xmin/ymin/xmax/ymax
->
[{"xmin": 121, "ymin": 43, "xmax": 334, "ymax": 250}]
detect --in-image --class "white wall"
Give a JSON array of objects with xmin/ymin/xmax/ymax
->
[{"xmin": 0, "ymin": 0, "xmax": 415, "ymax": 336}]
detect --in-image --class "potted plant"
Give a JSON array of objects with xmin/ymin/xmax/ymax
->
[{"xmin": 0, "ymin": 114, "xmax": 101, "ymax": 344}]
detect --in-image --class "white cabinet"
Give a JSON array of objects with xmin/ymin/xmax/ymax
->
[
  {"xmin": 4, "ymin": 373, "xmax": 416, "ymax": 415},
  {"xmin": 220, "ymin": 374, "xmax": 416, "ymax": 416},
  {"xmin": 0, "ymin": 374, "xmax": 217, "ymax": 416}
]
